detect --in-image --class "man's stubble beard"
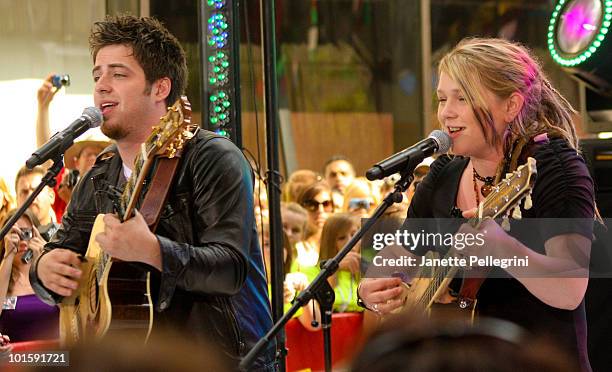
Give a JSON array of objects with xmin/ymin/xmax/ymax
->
[
  {"xmin": 101, "ymin": 120, "xmax": 128, "ymax": 141},
  {"xmin": 101, "ymin": 86, "xmax": 155, "ymax": 141}
]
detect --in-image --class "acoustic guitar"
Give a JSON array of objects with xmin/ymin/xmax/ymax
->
[
  {"xmin": 59, "ymin": 96, "xmax": 195, "ymax": 345},
  {"xmin": 400, "ymin": 157, "xmax": 537, "ymax": 321}
]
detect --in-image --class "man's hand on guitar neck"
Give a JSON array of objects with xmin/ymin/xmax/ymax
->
[
  {"xmin": 38, "ymin": 249, "xmax": 82, "ymax": 297},
  {"xmin": 95, "ymin": 210, "xmax": 162, "ymax": 271}
]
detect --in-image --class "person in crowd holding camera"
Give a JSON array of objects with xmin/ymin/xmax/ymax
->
[
  {"xmin": 342, "ymin": 177, "xmax": 380, "ymax": 218},
  {"xmin": 0, "ymin": 209, "xmax": 58, "ymax": 343},
  {"xmin": 35, "ymin": 74, "xmax": 110, "ymax": 220},
  {"xmin": 36, "ymin": 74, "xmax": 69, "ymax": 221},
  {"xmin": 15, "ymin": 166, "xmax": 59, "ymax": 242}
]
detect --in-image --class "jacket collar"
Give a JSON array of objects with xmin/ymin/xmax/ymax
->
[{"xmin": 89, "ymin": 143, "xmax": 123, "ymax": 213}]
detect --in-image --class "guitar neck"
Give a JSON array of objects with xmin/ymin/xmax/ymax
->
[
  {"xmin": 418, "ymin": 158, "xmax": 536, "ymax": 311},
  {"xmin": 422, "ymin": 249, "xmax": 461, "ymax": 308},
  {"xmin": 122, "ymin": 152, "xmax": 157, "ymax": 221}
]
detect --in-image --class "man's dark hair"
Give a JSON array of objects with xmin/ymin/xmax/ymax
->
[
  {"xmin": 323, "ymin": 155, "xmax": 355, "ymax": 174},
  {"xmin": 89, "ymin": 15, "xmax": 188, "ymax": 105}
]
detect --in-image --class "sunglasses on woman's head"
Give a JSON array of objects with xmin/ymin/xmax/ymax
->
[
  {"xmin": 348, "ymin": 198, "xmax": 372, "ymax": 211},
  {"xmin": 302, "ymin": 199, "xmax": 333, "ymax": 212}
]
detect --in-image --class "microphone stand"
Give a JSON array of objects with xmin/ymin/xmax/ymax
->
[
  {"xmin": 240, "ymin": 168, "xmax": 415, "ymax": 371},
  {"xmin": 0, "ymin": 157, "xmax": 63, "ymax": 243}
]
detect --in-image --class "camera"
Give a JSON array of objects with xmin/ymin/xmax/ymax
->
[
  {"xmin": 51, "ymin": 74, "xmax": 70, "ymax": 89},
  {"xmin": 18, "ymin": 228, "xmax": 33, "ymax": 241}
]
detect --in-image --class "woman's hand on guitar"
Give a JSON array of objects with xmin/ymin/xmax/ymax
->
[
  {"xmin": 456, "ymin": 217, "xmax": 517, "ymax": 260},
  {"xmin": 37, "ymin": 248, "xmax": 82, "ymax": 297},
  {"xmin": 358, "ymin": 277, "xmax": 406, "ymax": 315}
]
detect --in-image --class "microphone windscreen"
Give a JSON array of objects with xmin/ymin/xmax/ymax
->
[
  {"xmin": 82, "ymin": 107, "xmax": 103, "ymax": 128},
  {"xmin": 429, "ymin": 129, "xmax": 452, "ymax": 153}
]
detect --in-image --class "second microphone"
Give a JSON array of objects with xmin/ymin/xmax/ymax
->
[{"xmin": 365, "ymin": 130, "xmax": 451, "ymax": 181}]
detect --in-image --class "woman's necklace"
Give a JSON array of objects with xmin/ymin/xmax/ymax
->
[{"xmin": 472, "ymin": 165, "xmax": 495, "ymax": 204}]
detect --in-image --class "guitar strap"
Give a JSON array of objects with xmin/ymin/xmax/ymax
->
[
  {"xmin": 139, "ymin": 128, "xmax": 200, "ymax": 232},
  {"xmin": 457, "ymin": 133, "xmax": 551, "ymax": 309},
  {"xmin": 139, "ymin": 157, "xmax": 181, "ymax": 232}
]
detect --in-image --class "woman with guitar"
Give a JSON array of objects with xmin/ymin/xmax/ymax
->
[{"xmin": 358, "ymin": 38, "xmax": 595, "ymax": 371}]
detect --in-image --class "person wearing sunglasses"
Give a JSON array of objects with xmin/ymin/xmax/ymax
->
[
  {"xmin": 0, "ymin": 209, "xmax": 57, "ymax": 344},
  {"xmin": 342, "ymin": 178, "xmax": 380, "ymax": 218},
  {"xmin": 295, "ymin": 181, "xmax": 334, "ymax": 270}
]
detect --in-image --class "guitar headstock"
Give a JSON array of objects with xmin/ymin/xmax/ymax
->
[
  {"xmin": 120, "ymin": 96, "xmax": 197, "ymax": 221},
  {"xmin": 478, "ymin": 157, "xmax": 537, "ymax": 220},
  {"xmin": 147, "ymin": 96, "xmax": 196, "ymax": 158}
]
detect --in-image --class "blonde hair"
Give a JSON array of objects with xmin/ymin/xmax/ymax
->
[
  {"xmin": 0, "ymin": 177, "xmax": 15, "ymax": 226},
  {"xmin": 438, "ymin": 37, "xmax": 579, "ymax": 154},
  {"xmin": 342, "ymin": 177, "xmax": 381, "ymax": 213}
]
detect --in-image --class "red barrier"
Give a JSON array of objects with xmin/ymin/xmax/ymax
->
[
  {"xmin": 285, "ymin": 312, "xmax": 363, "ymax": 372},
  {"xmin": 10, "ymin": 339, "xmax": 59, "ymax": 352}
]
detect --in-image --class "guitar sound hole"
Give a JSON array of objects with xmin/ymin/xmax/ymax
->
[{"xmin": 88, "ymin": 273, "xmax": 99, "ymax": 314}]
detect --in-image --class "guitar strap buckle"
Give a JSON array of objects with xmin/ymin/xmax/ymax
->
[{"xmin": 457, "ymin": 296, "xmax": 474, "ymax": 309}]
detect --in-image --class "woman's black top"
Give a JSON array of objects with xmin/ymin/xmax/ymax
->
[{"xmin": 406, "ymin": 137, "xmax": 594, "ymax": 371}]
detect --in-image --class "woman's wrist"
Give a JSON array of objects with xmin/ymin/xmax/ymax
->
[
  {"xmin": 2, "ymin": 248, "xmax": 17, "ymax": 261},
  {"xmin": 356, "ymin": 281, "xmax": 372, "ymax": 311}
]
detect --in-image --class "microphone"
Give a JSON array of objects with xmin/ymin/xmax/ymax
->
[
  {"xmin": 26, "ymin": 107, "xmax": 103, "ymax": 169},
  {"xmin": 365, "ymin": 130, "xmax": 451, "ymax": 181}
]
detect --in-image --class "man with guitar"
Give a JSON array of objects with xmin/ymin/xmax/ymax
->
[
  {"xmin": 358, "ymin": 38, "xmax": 595, "ymax": 371},
  {"xmin": 28, "ymin": 15, "xmax": 276, "ymax": 370}
]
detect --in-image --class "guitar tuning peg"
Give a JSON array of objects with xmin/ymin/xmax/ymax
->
[
  {"xmin": 502, "ymin": 215, "xmax": 511, "ymax": 231},
  {"xmin": 506, "ymin": 173, "xmax": 513, "ymax": 179},
  {"xmin": 524, "ymin": 192, "xmax": 533, "ymax": 210},
  {"xmin": 512, "ymin": 205, "xmax": 522, "ymax": 220}
]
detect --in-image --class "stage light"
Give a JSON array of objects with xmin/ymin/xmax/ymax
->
[
  {"xmin": 199, "ymin": 0, "xmax": 241, "ymax": 146},
  {"xmin": 548, "ymin": 0, "xmax": 612, "ymax": 95}
]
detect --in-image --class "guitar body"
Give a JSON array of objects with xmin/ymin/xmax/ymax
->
[
  {"xmin": 59, "ymin": 97, "xmax": 193, "ymax": 346},
  {"xmin": 399, "ymin": 251, "xmax": 476, "ymax": 322},
  {"xmin": 59, "ymin": 215, "xmax": 153, "ymax": 346},
  {"xmin": 397, "ymin": 158, "xmax": 537, "ymax": 323}
]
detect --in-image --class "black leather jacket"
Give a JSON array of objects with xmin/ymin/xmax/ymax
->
[{"xmin": 30, "ymin": 130, "xmax": 276, "ymax": 370}]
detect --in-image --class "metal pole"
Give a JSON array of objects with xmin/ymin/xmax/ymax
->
[{"xmin": 260, "ymin": 0, "xmax": 285, "ymax": 370}]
